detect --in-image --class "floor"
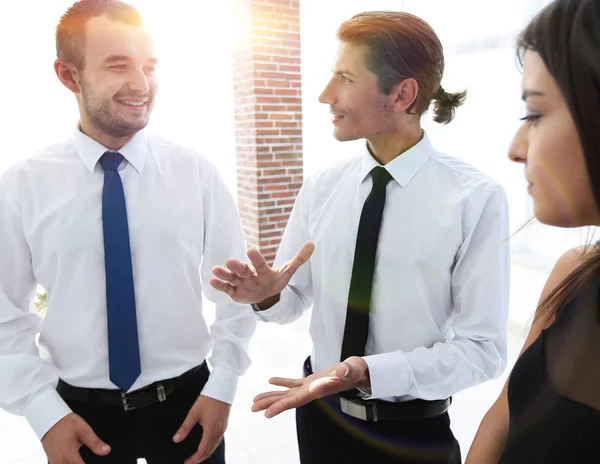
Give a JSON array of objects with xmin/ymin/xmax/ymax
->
[{"xmin": 0, "ymin": 262, "xmax": 545, "ymax": 464}]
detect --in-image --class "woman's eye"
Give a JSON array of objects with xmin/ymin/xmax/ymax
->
[{"xmin": 520, "ymin": 114, "xmax": 542, "ymax": 125}]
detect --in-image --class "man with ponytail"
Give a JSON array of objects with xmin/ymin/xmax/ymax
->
[{"xmin": 211, "ymin": 11, "xmax": 510, "ymax": 464}]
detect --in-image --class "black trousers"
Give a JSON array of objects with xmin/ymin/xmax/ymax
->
[
  {"xmin": 296, "ymin": 394, "xmax": 461, "ymax": 464},
  {"xmin": 57, "ymin": 364, "xmax": 225, "ymax": 464}
]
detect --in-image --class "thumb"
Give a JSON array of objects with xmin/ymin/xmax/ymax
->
[
  {"xmin": 76, "ymin": 420, "xmax": 110, "ymax": 456},
  {"xmin": 335, "ymin": 357, "xmax": 368, "ymax": 383},
  {"xmin": 173, "ymin": 409, "xmax": 198, "ymax": 443},
  {"xmin": 334, "ymin": 362, "xmax": 351, "ymax": 379},
  {"xmin": 286, "ymin": 241, "xmax": 315, "ymax": 276}
]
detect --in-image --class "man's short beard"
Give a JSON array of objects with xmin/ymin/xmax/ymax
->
[
  {"xmin": 85, "ymin": 101, "xmax": 146, "ymax": 138},
  {"xmin": 80, "ymin": 79, "xmax": 149, "ymax": 138}
]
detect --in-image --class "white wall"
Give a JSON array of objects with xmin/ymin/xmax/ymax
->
[{"xmin": 0, "ymin": 0, "xmax": 238, "ymax": 191}]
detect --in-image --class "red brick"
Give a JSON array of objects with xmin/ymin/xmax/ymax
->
[
  {"xmin": 254, "ymin": 62, "xmax": 278, "ymax": 71},
  {"xmin": 276, "ymin": 198, "xmax": 297, "ymax": 206},
  {"xmin": 271, "ymin": 191, "xmax": 296, "ymax": 199},
  {"xmin": 265, "ymin": 80, "xmax": 290, "ymax": 88},
  {"xmin": 269, "ymin": 113, "xmax": 294, "ymax": 120},
  {"xmin": 233, "ymin": 0, "xmax": 303, "ymax": 262}
]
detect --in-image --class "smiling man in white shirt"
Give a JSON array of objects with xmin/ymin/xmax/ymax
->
[
  {"xmin": 210, "ymin": 11, "xmax": 510, "ymax": 464},
  {"xmin": 0, "ymin": 1, "xmax": 256, "ymax": 463}
]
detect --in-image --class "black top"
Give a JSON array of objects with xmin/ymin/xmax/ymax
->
[{"xmin": 499, "ymin": 277, "xmax": 600, "ymax": 463}]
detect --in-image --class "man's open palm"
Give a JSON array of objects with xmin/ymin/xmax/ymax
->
[{"xmin": 210, "ymin": 241, "xmax": 315, "ymax": 304}]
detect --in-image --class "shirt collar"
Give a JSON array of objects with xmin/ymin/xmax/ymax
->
[
  {"xmin": 73, "ymin": 127, "xmax": 147, "ymax": 174},
  {"xmin": 359, "ymin": 131, "xmax": 434, "ymax": 188}
]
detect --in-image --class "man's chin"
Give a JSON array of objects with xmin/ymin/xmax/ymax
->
[
  {"xmin": 333, "ymin": 130, "xmax": 358, "ymax": 142},
  {"xmin": 115, "ymin": 116, "xmax": 150, "ymax": 136},
  {"xmin": 100, "ymin": 121, "xmax": 149, "ymax": 139}
]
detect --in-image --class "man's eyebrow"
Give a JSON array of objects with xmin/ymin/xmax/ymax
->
[
  {"xmin": 333, "ymin": 69, "xmax": 357, "ymax": 78},
  {"xmin": 104, "ymin": 55, "xmax": 131, "ymax": 63},
  {"xmin": 103, "ymin": 56, "xmax": 158, "ymax": 66}
]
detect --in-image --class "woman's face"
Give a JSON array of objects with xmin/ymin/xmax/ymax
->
[{"xmin": 509, "ymin": 50, "xmax": 600, "ymax": 227}]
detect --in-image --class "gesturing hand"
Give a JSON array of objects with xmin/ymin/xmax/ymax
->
[
  {"xmin": 251, "ymin": 357, "xmax": 370, "ymax": 418},
  {"xmin": 210, "ymin": 241, "xmax": 315, "ymax": 305}
]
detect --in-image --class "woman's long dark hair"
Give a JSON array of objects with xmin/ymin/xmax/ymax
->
[{"xmin": 517, "ymin": 0, "xmax": 600, "ymax": 322}]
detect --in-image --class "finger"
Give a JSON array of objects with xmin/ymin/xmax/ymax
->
[
  {"xmin": 209, "ymin": 278, "xmax": 237, "ymax": 296},
  {"xmin": 211, "ymin": 266, "xmax": 243, "ymax": 284},
  {"xmin": 185, "ymin": 430, "xmax": 222, "ymax": 464},
  {"xmin": 284, "ymin": 242, "xmax": 315, "ymax": 276},
  {"xmin": 173, "ymin": 410, "xmax": 198, "ymax": 443},
  {"xmin": 76, "ymin": 421, "xmax": 111, "ymax": 456},
  {"xmin": 211, "ymin": 265, "xmax": 234, "ymax": 279},
  {"xmin": 252, "ymin": 395, "xmax": 284, "ymax": 412},
  {"xmin": 216, "ymin": 271, "xmax": 245, "ymax": 287},
  {"xmin": 225, "ymin": 259, "xmax": 256, "ymax": 279},
  {"xmin": 269, "ymin": 377, "xmax": 304, "ymax": 388},
  {"xmin": 253, "ymin": 390, "xmax": 288, "ymax": 403},
  {"xmin": 265, "ymin": 391, "xmax": 308, "ymax": 418},
  {"xmin": 247, "ymin": 248, "xmax": 271, "ymax": 275}
]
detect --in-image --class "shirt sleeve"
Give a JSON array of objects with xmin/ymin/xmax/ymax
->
[
  {"xmin": 362, "ymin": 185, "xmax": 510, "ymax": 400},
  {"xmin": 0, "ymin": 184, "xmax": 72, "ymax": 439},
  {"xmin": 198, "ymin": 163, "xmax": 257, "ymax": 405},
  {"xmin": 253, "ymin": 176, "xmax": 314, "ymax": 325}
]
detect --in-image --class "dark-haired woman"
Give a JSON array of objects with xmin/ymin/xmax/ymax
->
[{"xmin": 466, "ymin": 0, "xmax": 600, "ymax": 462}]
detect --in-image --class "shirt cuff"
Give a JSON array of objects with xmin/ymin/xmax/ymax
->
[
  {"xmin": 361, "ymin": 351, "xmax": 413, "ymax": 400},
  {"xmin": 253, "ymin": 288, "xmax": 293, "ymax": 322},
  {"xmin": 200, "ymin": 365, "xmax": 240, "ymax": 405},
  {"xmin": 23, "ymin": 387, "xmax": 72, "ymax": 439}
]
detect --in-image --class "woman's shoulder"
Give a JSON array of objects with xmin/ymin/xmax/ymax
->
[
  {"xmin": 537, "ymin": 246, "xmax": 595, "ymax": 320},
  {"xmin": 545, "ymin": 246, "xmax": 592, "ymax": 293}
]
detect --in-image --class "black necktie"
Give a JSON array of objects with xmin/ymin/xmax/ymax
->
[{"xmin": 340, "ymin": 166, "xmax": 392, "ymax": 362}]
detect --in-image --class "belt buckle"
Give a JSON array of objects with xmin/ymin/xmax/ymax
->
[
  {"xmin": 120, "ymin": 391, "xmax": 137, "ymax": 412},
  {"xmin": 340, "ymin": 397, "xmax": 378, "ymax": 422},
  {"xmin": 120, "ymin": 383, "xmax": 167, "ymax": 411}
]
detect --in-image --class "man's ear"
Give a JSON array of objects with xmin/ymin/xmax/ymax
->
[
  {"xmin": 388, "ymin": 78, "xmax": 419, "ymax": 113},
  {"xmin": 54, "ymin": 59, "xmax": 82, "ymax": 94}
]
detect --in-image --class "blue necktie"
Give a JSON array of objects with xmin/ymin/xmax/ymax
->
[{"xmin": 100, "ymin": 151, "xmax": 141, "ymax": 391}]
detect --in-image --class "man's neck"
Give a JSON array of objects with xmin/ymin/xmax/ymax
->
[
  {"xmin": 366, "ymin": 126, "xmax": 424, "ymax": 165},
  {"xmin": 79, "ymin": 121, "xmax": 136, "ymax": 151}
]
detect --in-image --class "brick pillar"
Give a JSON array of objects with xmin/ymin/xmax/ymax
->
[{"xmin": 232, "ymin": 0, "xmax": 303, "ymax": 264}]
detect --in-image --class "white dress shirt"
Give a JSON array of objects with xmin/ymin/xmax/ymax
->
[
  {"xmin": 0, "ymin": 129, "xmax": 256, "ymax": 439},
  {"xmin": 258, "ymin": 132, "xmax": 510, "ymax": 402}
]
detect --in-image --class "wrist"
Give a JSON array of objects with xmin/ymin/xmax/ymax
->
[
  {"xmin": 252, "ymin": 293, "xmax": 281, "ymax": 311},
  {"xmin": 345, "ymin": 356, "xmax": 371, "ymax": 390}
]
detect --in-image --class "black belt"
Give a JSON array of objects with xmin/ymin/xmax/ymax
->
[
  {"xmin": 56, "ymin": 362, "xmax": 208, "ymax": 412},
  {"xmin": 303, "ymin": 356, "xmax": 451, "ymax": 422}
]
